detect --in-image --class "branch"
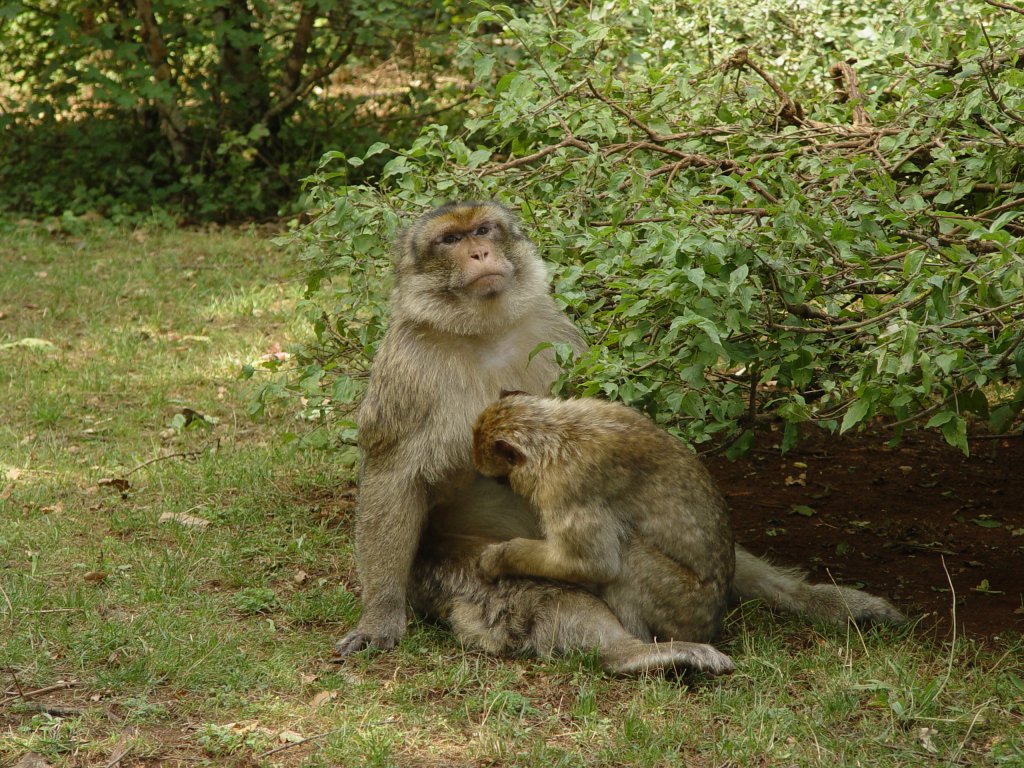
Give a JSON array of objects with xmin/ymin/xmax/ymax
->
[
  {"xmin": 725, "ymin": 48, "xmax": 808, "ymax": 128},
  {"xmin": 828, "ymin": 59, "xmax": 872, "ymax": 128},
  {"xmin": 589, "ymin": 208, "xmax": 769, "ymax": 226},
  {"xmin": 587, "ymin": 78, "xmax": 663, "ymax": 141},
  {"xmin": 264, "ymin": 35, "xmax": 353, "ymax": 125},
  {"xmin": 983, "ymin": 0, "xmax": 1024, "ymax": 14},
  {"xmin": 481, "ymin": 136, "xmax": 591, "ymax": 176},
  {"xmin": 769, "ymin": 293, "xmax": 929, "ymax": 334}
]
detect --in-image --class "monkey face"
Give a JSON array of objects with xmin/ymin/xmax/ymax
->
[
  {"xmin": 472, "ymin": 401, "xmax": 527, "ymax": 479},
  {"xmin": 403, "ymin": 202, "xmax": 521, "ymax": 300},
  {"xmin": 434, "ymin": 219, "xmax": 512, "ymax": 298},
  {"xmin": 393, "ymin": 201, "xmax": 552, "ymax": 337}
]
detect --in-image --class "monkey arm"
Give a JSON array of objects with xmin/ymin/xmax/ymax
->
[
  {"xmin": 334, "ymin": 460, "xmax": 429, "ymax": 656},
  {"xmin": 479, "ymin": 503, "xmax": 625, "ymax": 586}
]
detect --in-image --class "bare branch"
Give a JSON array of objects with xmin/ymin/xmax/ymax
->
[
  {"xmin": 983, "ymin": 0, "xmax": 1024, "ymax": 14},
  {"xmin": 828, "ymin": 59, "xmax": 872, "ymax": 128}
]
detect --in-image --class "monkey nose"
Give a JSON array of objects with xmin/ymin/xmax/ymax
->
[{"xmin": 470, "ymin": 250, "xmax": 490, "ymax": 261}]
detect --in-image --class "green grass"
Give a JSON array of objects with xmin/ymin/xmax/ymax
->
[{"xmin": 1, "ymin": 219, "xmax": 1021, "ymax": 767}]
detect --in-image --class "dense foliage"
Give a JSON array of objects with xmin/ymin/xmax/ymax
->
[
  {"xmin": 0, "ymin": 1, "xmax": 470, "ymax": 219},
  {"xmin": 271, "ymin": 0, "xmax": 1024, "ymax": 455}
]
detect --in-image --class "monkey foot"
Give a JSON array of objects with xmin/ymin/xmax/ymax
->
[
  {"xmin": 332, "ymin": 628, "xmax": 400, "ymax": 658},
  {"xmin": 605, "ymin": 640, "xmax": 735, "ymax": 678}
]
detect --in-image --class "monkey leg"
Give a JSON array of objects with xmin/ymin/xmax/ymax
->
[
  {"xmin": 410, "ymin": 545, "xmax": 733, "ymax": 677},
  {"xmin": 601, "ymin": 543, "xmax": 732, "ymax": 646},
  {"xmin": 731, "ymin": 545, "xmax": 905, "ymax": 626}
]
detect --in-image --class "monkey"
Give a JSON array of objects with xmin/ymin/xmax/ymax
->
[
  {"xmin": 472, "ymin": 392, "xmax": 736, "ymax": 673},
  {"xmin": 333, "ymin": 200, "xmax": 904, "ymax": 675}
]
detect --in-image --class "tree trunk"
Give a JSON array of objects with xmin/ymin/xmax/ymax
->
[{"xmin": 135, "ymin": 0, "xmax": 191, "ymax": 165}]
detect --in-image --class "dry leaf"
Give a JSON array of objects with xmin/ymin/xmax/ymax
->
[
  {"xmin": 40, "ymin": 503, "xmax": 64, "ymax": 514},
  {"xmin": 13, "ymin": 753, "xmax": 54, "ymax": 768},
  {"xmin": 916, "ymin": 727, "xmax": 939, "ymax": 754},
  {"xmin": 278, "ymin": 730, "xmax": 304, "ymax": 744},
  {"xmin": 293, "ymin": 570, "xmax": 308, "ymax": 584},
  {"xmin": 5, "ymin": 467, "xmax": 23, "ymax": 481},
  {"xmin": 158, "ymin": 511, "xmax": 210, "ymax": 528},
  {"xmin": 83, "ymin": 570, "xmax": 109, "ymax": 583},
  {"xmin": 0, "ymin": 337, "xmax": 56, "ymax": 351},
  {"xmin": 309, "ymin": 691, "xmax": 337, "ymax": 707}
]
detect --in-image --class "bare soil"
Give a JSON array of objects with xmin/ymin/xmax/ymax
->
[{"xmin": 706, "ymin": 427, "xmax": 1024, "ymax": 640}]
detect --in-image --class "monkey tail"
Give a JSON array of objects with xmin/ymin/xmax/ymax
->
[{"xmin": 730, "ymin": 545, "xmax": 905, "ymax": 626}]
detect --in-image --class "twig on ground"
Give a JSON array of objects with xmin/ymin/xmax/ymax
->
[
  {"xmin": 0, "ymin": 680, "xmax": 80, "ymax": 706},
  {"xmin": 122, "ymin": 442, "xmax": 216, "ymax": 477},
  {"xmin": 103, "ymin": 726, "xmax": 138, "ymax": 768}
]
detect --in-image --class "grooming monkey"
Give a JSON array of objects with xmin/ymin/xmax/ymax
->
[
  {"xmin": 335, "ymin": 201, "xmax": 903, "ymax": 674},
  {"xmin": 473, "ymin": 393, "xmax": 736, "ymax": 673}
]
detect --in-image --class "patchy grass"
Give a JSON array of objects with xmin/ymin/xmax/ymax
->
[{"xmin": 1, "ymin": 220, "xmax": 1021, "ymax": 767}]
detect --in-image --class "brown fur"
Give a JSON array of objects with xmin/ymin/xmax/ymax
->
[
  {"xmin": 472, "ymin": 394, "xmax": 736, "ymax": 673},
  {"xmin": 334, "ymin": 201, "xmax": 903, "ymax": 675}
]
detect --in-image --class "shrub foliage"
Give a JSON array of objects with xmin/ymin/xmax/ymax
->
[
  {"xmin": 0, "ymin": 0, "xmax": 468, "ymax": 219},
  {"xmin": 271, "ymin": 0, "xmax": 1024, "ymax": 455}
]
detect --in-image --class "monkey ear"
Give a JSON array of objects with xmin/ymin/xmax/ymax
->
[
  {"xmin": 499, "ymin": 389, "xmax": 529, "ymax": 399},
  {"xmin": 493, "ymin": 439, "xmax": 525, "ymax": 467}
]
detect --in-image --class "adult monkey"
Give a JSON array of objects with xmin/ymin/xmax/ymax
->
[{"xmin": 334, "ymin": 200, "xmax": 903, "ymax": 673}]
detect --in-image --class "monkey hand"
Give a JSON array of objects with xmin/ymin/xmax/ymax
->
[
  {"xmin": 477, "ymin": 542, "xmax": 509, "ymax": 580},
  {"xmin": 332, "ymin": 615, "xmax": 406, "ymax": 658}
]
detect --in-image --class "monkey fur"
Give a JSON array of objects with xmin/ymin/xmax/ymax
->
[
  {"xmin": 472, "ymin": 393, "xmax": 736, "ymax": 672},
  {"xmin": 335, "ymin": 200, "xmax": 904, "ymax": 675}
]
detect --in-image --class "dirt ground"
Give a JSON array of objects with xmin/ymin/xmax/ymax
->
[{"xmin": 706, "ymin": 426, "xmax": 1024, "ymax": 640}]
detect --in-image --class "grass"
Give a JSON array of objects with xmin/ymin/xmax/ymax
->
[{"xmin": 1, "ymin": 218, "xmax": 1021, "ymax": 767}]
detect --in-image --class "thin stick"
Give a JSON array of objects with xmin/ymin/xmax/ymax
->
[
  {"xmin": 103, "ymin": 726, "xmax": 138, "ymax": 768},
  {"xmin": 0, "ymin": 680, "xmax": 80, "ymax": 706},
  {"xmin": 122, "ymin": 444, "xmax": 212, "ymax": 477}
]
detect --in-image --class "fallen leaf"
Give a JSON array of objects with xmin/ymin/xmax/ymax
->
[
  {"xmin": 83, "ymin": 570, "xmax": 109, "ymax": 584},
  {"xmin": 0, "ymin": 338, "xmax": 57, "ymax": 351},
  {"xmin": 309, "ymin": 691, "xmax": 337, "ymax": 707},
  {"xmin": 40, "ymin": 503, "xmax": 64, "ymax": 514},
  {"xmin": 6, "ymin": 467, "xmax": 23, "ymax": 481},
  {"xmin": 916, "ymin": 727, "xmax": 939, "ymax": 754},
  {"xmin": 278, "ymin": 730, "xmax": 304, "ymax": 744},
  {"xmin": 13, "ymin": 752, "xmax": 54, "ymax": 768},
  {"xmin": 791, "ymin": 504, "xmax": 817, "ymax": 517},
  {"xmin": 784, "ymin": 472, "xmax": 807, "ymax": 487},
  {"xmin": 159, "ymin": 511, "xmax": 210, "ymax": 528},
  {"xmin": 293, "ymin": 570, "xmax": 308, "ymax": 585}
]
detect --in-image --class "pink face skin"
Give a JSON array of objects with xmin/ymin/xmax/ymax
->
[{"xmin": 434, "ymin": 219, "xmax": 512, "ymax": 298}]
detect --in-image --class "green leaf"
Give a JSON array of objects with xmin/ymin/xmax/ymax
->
[{"xmin": 840, "ymin": 399, "xmax": 871, "ymax": 434}]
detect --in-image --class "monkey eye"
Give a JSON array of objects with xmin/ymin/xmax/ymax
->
[
  {"xmin": 441, "ymin": 233, "xmax": 461, "ymax": 245},
  {"xmin": 474, "ymin": 224, "xmax": 490, "ymax": 237}
]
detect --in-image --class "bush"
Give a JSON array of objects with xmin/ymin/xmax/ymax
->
[
  {"xmin": 0, "ymin": 1, "xmax": 473, "ymax": 220},
  {"xmin": 271, "ymin": 0, "xmax": 1024, "ymax": 455}
]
